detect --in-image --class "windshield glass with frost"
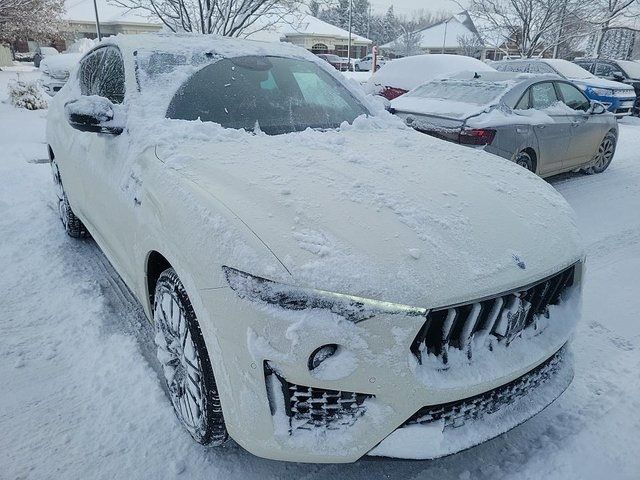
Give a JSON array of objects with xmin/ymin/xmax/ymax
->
[
  {"xmin": 406, "ymin": 81, "xmax": 508, "ymax": 106},
  {"xmin": 150, "ymin": 55, "xmax": 368, "ymax": 135}
]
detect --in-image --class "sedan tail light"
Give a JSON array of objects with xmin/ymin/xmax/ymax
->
[{"xmin": 458, "ymin": 128, "xmax": 496, "ymax": 146}]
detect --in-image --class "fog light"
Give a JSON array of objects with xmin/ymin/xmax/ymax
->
[{"xmin": 308, "ymin": 344, "xmax": 338, "ymax": 370}]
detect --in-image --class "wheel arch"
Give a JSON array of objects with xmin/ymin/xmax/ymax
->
[{"xmin": 145, "ymin": 250, "xmax": 172, "ymax": 312}]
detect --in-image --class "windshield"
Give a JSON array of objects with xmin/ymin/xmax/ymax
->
[
  {"xmin": 616, "ymin": 60, "xmax": 640, "ymax": 78},
  {"xmin": 546, "ymin": 60, "xmax": 594, "ymax": 79},
  {"xmin": 406, "ymin": 80, "xmax": 508, "ymax": 106},
  {"xmin": 166, "ymin": 55, "xmax": 368, "ymax": 135}
]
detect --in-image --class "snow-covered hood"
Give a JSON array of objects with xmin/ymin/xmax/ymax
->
[
  {"xmin": 40, "ymin": 53, "xmax": 82, "ymax": 79},
  {"xmin": 571, "ymin": 76, "xmax": 635, "ymax": 92},
  {"xmin": 154, "ymin": 118, "xmax": 582, "ymax": 308}
]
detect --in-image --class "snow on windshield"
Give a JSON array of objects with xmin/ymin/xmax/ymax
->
[{"xmin": 544, "ymin": 59, "xmax": 594, "ymax": 79}]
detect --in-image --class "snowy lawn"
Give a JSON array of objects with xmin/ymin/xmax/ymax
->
[{"xmin": 1, "ymin": 68, "xmax": 639, "ymax": 479}]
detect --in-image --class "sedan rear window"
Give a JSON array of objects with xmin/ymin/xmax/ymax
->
[
  {"xmin": 166, "ymin": 56, "xmax": 368, "ymax": 135},
  {"xmin": 405, "ymin": 81, "xmax": 508, "ymax": 106}
]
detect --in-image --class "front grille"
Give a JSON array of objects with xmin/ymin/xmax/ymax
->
[
  {"xmin": 405, "ymin": 346, "xmax": 566, "ymax": 429},
  {"xmin": 265, "ymin": 364, "xmax": 373, "ymax": 432},
  {"xmin": 411, "ymin": 265, "xmax": 575, "ymax": 365}
]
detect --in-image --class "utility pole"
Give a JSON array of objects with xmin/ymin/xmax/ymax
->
[
  {"xmin": 347, "ymin": 0, "xmax": 353, "ymax": 62},
  {"xmin": 93, "ymin": 0, "xmax": 102, "ymax": 41},
  {"xmin": 442, "ymin": 18, "xmax": 449, "ymax": 54}
]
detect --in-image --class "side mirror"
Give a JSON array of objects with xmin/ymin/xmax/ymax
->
[
  {"xmin": 590, "ymin": 101, "xmax": 607, "ymax": 115},
  {"xmin": 612, "ymin": 71, "xmax": 625, "ymax": 81},
  {"xmin": 64, "ymin": 96, "xmax": 124, "ymax": 135}
]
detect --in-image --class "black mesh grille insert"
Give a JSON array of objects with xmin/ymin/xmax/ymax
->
[
  {"xmin": 265, "ymin": 364, "xmax": 373, "ymax": 432},
  {"xmin": 411, "ymin": 265, "xmax": 575, "ymax": 365},
  {"xmin": 405, "ymin": 346, "xmax": 566, "ymax": 429}
]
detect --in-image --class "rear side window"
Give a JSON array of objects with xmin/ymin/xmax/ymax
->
[
  {"xmin": 530, "ymin": 82, "xmax": 558, "ymax": 109},
  {"xmin": 556, "ymin": 82, "xmax": 590, "ymax": 111},
  {"xmin": 528, "ymin": 62, "xmax": 555, "ymax": 74},
  {"xmin": 595, "ymin": 62, "xmax": 615, "ymax": 77}
]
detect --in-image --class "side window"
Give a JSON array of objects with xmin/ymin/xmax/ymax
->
[
  {"xmin": 530, "ymin": 82, "xmax": 559, "ymax": 109},
  {"xmin": 78, "ymin": 49, "xmax": 105, "ymax": 96},
  {"xmin": 99, "ymin": 47, "xmax": 125, "ymax": 104},
  {"xmin": 556, "ymin": 82, "xmax": 590, "ymax": 111},
  {"xmin": 515, "ymin": 90, "xmax": 530, "ymax": 109},
  {"xmin": 595, "ymin": 62, "xmax": 614, "ymax": 77}
]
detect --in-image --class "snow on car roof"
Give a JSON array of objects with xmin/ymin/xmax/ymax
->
[{"xmin": 368, "ymin": 54, "xmax": 495, "ymax": 92}]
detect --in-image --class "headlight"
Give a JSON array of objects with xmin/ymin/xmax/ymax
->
[
  {"xmin": 589, "ymin": 87, "xmax": 613, "ymax": 96},
  {"xmin": 222, "ymin": 266, "xmax": 427, "ymax": 323}
]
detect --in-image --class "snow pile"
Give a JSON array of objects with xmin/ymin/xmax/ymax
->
[{"xmin": 7, "ymin": 79, "xmax": 47, "ymax": 109}]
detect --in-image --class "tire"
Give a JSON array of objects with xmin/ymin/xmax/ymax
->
[
  {"xmin": 153, "ymin": 268, "xmax": 228, "ymax": 446},
  {"xmin": 583, "ymin": 131, "xmax": 616, "ymax": 175},
  {"xmin": 50, "ymin": 159, "xmax": 87, "ymax": 238},
  {"xmin": 355, "ymin": 64, "xmax": 360, "ymax": 71},
  {"xmin": 515, "ymin": 151, "xmax": 535, "ymax": 172}
]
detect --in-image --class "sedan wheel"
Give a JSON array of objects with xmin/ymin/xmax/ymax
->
[
  {"xmin": 50, "ymin": 159, "xmax": 87, "ymax": 238},
  {"xmin": 515, "ymin": 151, "xmax": 534, "ymax": 172},
  {"xmin": 153, "ymin": 268, "xmax": 228, "ymax": 446},
  {"xmin": 584, "ymin": 132, "xmax": 616, "ymax": 175}
]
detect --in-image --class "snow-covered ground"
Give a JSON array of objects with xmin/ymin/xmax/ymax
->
[{"xmin": 1, "ymin": 67, "xmax": 639, "ymax": 479}]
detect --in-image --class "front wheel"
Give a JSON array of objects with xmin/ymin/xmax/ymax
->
[
  {"xmin": 153, "ymin": 268, "xmax": 228, "ymax": 446},
  {"xmin": 583, "ymin": 132, "xmax": 616, "ymax": 174},
  {"xmin": 354, "ymin": 64, "xmax": 360, "ymax": 71},
  {"xmin": 50, "ymin": 159, "xmax": 87, "ymax": 238}
]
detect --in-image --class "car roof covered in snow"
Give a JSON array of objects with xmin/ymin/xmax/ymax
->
[
  {"xmin": 101, "ymin": 33, "xmax": 315, "ymax": 61},
  {"xmin": 368, "ymin": 54, "xmax": 495, "ymax": 92}
]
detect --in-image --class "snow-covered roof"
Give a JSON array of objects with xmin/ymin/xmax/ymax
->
[
  {"xmin": 246, "ymin": 14, "xmax": 372, "ymax": 44},
  {"xmin": 64, "ymin": 0, "xmax": 160, "ymax": 25},
  {"xmin": 382, "ymin": 11, "xmax": 483, "ymax": 51}
]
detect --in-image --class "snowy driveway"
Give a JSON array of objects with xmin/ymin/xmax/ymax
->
[{"xmin": 1, "ymin": 69, "xmax": 639, "ymax": 479}]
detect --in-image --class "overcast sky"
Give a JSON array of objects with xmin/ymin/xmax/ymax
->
[{"xmin": 368, "ymin": 0, "xmax": 468, "ymax": 15}]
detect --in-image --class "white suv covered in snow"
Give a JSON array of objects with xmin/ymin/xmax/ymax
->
[{"xmin": 46, "ymin": 33, "xmax": 584, "ymax": 463}]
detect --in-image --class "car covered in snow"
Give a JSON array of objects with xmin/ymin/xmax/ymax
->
[
  {"xmin": 367, "ymin": 53, "xmax": 495, "ymax": 100},
  {"xmin": 40, "ymin": 53, "xmax": 82, "ymax": 96},
  {"xmin": 46, "ymin": 34, "xmax": 584, "ymax": 463},
  {"xmin": 493, "ymin": 58, "xmax": 637, "ymax": 117},
  {"xmin": 391, "ymin": 71, "xmax": 619, "ymax": 176}
]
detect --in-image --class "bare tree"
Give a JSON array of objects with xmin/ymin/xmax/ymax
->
[
  {"xmin": 588, "ymin": 0, "xmax": 640, "ymax": 56},
  {"xmin": 467, "ymin": 0, "xmax": 592, "ymax": 57},
  {"xmin": 389, "ymin": 24, "xmax": 422, "ymax": 57},
  {"xmin": 0, "ymin": 0, "xmax": 66, "ymax": 43},
  {"xmin": 457, "ymin": 33, "xmax": 484, "ymax": 57},
  {"xmin": 111, "ymin": 0, "xmax": 302, "ymax": 36}
]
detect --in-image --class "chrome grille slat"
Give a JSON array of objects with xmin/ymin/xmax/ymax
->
[{"xmin": 411, "ymin": 266, "xmax": 575, "ymax": 366}]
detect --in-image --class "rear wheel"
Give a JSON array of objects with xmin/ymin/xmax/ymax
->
[
  {"xmin": 583, "ymin": 132, "xmax": 616, "ymax": 174},
  {"xmin": 153, "ymin": 268, "xmax": 228, "ymax": 446},
  {"xmin": 50, "ymin": 159, "xmax": 87, "ymax": 238},
  {"xmin": 515, "ymin": 151, "xmax": 535, "ymax": 172}
]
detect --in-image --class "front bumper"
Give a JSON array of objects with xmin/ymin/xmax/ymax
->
[{"xmin": 196, "ymin": 264, "xmax": 582, "ymax": 463}]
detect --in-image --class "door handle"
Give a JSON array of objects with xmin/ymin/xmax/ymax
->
[{"xmin": 535, "ymin": 124, "xmax": 546, "ymax": 129}]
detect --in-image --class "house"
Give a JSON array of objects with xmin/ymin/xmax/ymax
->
[
  {"xmin": 247, "ymin": 14, "xmax": 373, "ymax": 59},
  {"xmin": 381, "ymin": 11, "xmax": 486, "ymax": 59}
]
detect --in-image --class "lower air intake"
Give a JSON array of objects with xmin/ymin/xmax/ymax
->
[{"xmin": 264, "ymin": 363, "xmax": 372, "ymax": 433}]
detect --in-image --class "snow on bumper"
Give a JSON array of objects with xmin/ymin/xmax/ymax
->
[{"xmin": 197, "ymin": 265, "xmax": 582, "ymax": 463}]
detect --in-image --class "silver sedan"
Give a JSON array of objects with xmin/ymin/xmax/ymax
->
[{"xmin": 390, "ymin": 72, "xmax": 618, "ymax": 177}]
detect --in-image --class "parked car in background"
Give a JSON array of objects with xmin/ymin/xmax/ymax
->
[
  {"xmin": 33, "ymin": 46, "xmax": 59, "ymax": 68},
  {"xmin": 391, "ymin": 71, "xmax": 618, "ymax": 177},
  {"xmin": 573, "ymin": 58, "xmax": 640, "ymax": 115},
  {"xmin": 367, "ymin": 54, "xmax": 495, "ymax": 100},
  {"xmin": 339, "ymin": 57, "xmax": 354, "ymax": 71},
  {"xmin": 354, "ymin": 53, "xmax": 386, "ymax": 71},
  {"xmin": 47, "ymin": 33, "xmax": 583, "ymax": 463},
  {"xmin": 40, "ymin": 53, "xmax": 82, "ymax": 96},
  {"xmin": 316, "ymin": 53, "xmax": 348, "ymax": 71},
  {"xmin": 493, "ymin": 58, "xmax": 636, "ymax": 116}
]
